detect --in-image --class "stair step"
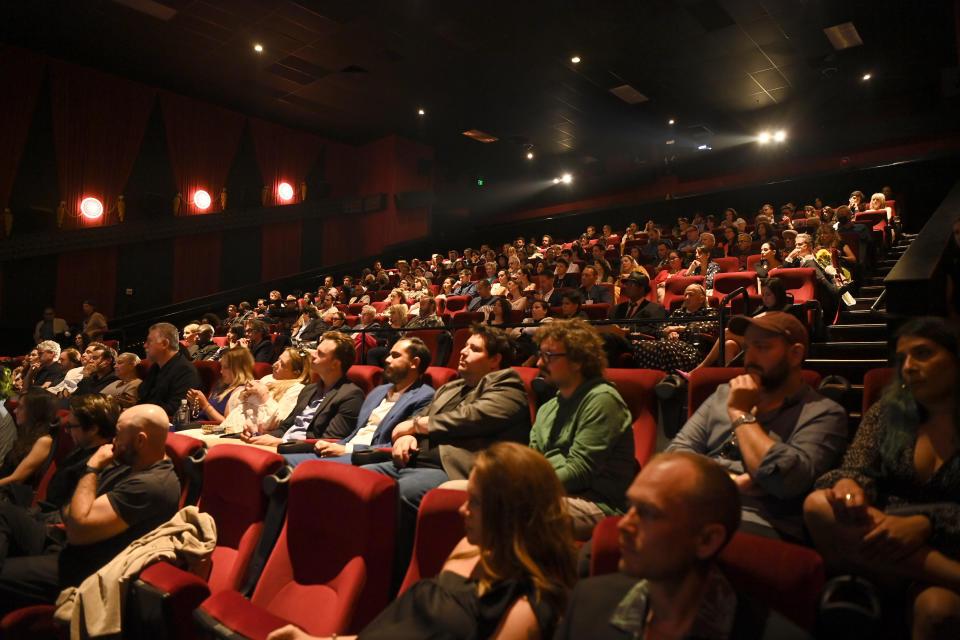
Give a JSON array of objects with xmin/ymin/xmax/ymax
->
[
  {"xmin": 859, "ymin": 285, "xmax": 884, "ymax": 296},
  {"xmin": 809, "ymin": 341, "xmax": 888, "ymax": 359},
  {"xmin": 828, "ymin": 323, "xmax": 887, "ymax": 341},
  {"xmin": 804, "ymin": 358, "xmax": 889, "ymax": 383},
  {"xmin": 878, "ymin": 259, "xmax": 899, "ymax": 268}
]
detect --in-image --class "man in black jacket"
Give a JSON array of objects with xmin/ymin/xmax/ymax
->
[
  {"xmin": 75, "ymin": 344, "xmax": 119, "ymax": 395},
  {"xmin": 136, "ymin": 322, "xmax": 201, "ymax": 417},
  {"xmin": 242, "ymin": 331, "xmax": 364, "ymax": 446},
  {"xmin": 242, "ymin": 319, "xmax": 275, "ymax": 363}
]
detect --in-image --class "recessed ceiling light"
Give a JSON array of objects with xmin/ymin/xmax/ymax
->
[
  {"xmin": 758, "ymin": 132, "xmax": 771, "ymax": 144},
  {"xmin": 553, "ymin": 178, "xmax": 561, "ymax": 184},
  {"xmin": 417, "ymin": 108, "xmax": 425, "ymax": 116},
  {"xmin": 571, "ymin": 56, "xmax": 581, "ymax": 64},
  {"xmin": 561, "ymin": 173, "xmax": 572, "ymax": 184},
  {"xmin": 862, "ymin": 73, "xmax": 872, "ymax": 81},
  {"xmin": 253, "ymin": 43, "xmax": 263, "ymax": 53},
  {"xmin": 774, "ymin": 130, "xmax": 786, "ymax": 142},
  {"xmin": 668, "ymin": 119, "xmax": 675, "ymax": 125},
  {"xmin": 526, "ymin": 152, "xmax": 534, "ymax": 159}
]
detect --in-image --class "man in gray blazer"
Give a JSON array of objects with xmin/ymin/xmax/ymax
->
[{"xmin": 363, "ymin": 324, "xmax": 530, "ymax": 576}]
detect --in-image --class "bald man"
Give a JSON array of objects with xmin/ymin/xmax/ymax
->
[{"xmin": 0, "ymin": 404, "xmax": 181, "ymax": 614}]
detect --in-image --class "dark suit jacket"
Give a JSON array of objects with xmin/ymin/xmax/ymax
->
[
  {"xmin": 250, "ymin": 338, "xmax": 275, "ymax": 363},
  {"xmin": 537, "ymin": 288, "xmax": 564, "ymax": 307},
  {"xmin": 580, "ymin": 284, "xmax": 613, "ymax": 305},
  {"xmin": 417, "ymin": 368, "xmax": 530, "ymax": 480},
  {"xmin": 269, "ymin": 376, "xmax": 364, "ymax": 440},
  {"xmin": 556, "ymin": 572, "xmax": 810, "ymax": 640},
  {"xmin": 554, "ymin": 274, "xmax": 578, "ymax": 289},
  {"xmin": 610, "ymin": 299, "xmax": 667, "ymax": 335},
  {"xmin": 339, "ymin": 381, "xmax": 435, "ymax": 447}
]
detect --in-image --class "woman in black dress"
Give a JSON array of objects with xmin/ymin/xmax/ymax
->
[{"xmin": 632, "ymin": 283, "xmax": 718, "ymax": 372}]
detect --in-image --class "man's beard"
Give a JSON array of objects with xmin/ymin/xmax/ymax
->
[{"xmin": 747, "ymin": 360, "xmax": 790, "ymax": 391}]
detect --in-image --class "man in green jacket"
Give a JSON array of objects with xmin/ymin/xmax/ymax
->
[{"xmin": 529, "ymin": 319, "xmax": 635, "ymax": 540}]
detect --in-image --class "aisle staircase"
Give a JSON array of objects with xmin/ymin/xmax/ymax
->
[{"xmin": 804, "ymin": 234, "xmax": 915, "ymax": 425}]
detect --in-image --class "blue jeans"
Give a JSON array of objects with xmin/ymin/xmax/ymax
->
[
  {"xmin": 361, "ymin": 461, "xmax": 449, "ymax": 591},
  {"xmin": 282, "ymin": 452, "xmax": 352, "ymax": 468}
]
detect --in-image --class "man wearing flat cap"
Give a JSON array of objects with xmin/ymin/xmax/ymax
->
[{"xmin": 667, "ymin": 312, "xmax": 847, "ymax": 542}]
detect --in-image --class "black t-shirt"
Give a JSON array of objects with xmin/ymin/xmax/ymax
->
[
  {"xmin": 57, "ymin": 458, "xmax": 180, "ymax": 587},
  {"xmin": 43, "ymin": 445, "xmax": 99, "ymax": 511},
  {"xmin": 137, "ymin": 352, "xmax": 201, "ymax": 416},
  {"xmin": 75, "ymin": 372, "xmax": 120, "ymax": 396},
  {"xmin": 34, "ymin": 363, "xmax": 65, "ymax": 388}
]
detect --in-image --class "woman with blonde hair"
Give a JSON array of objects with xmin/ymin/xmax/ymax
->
[
  {"xmin": 232, "ymin": 347, "xmax": 313, "ymax": 435},
  {"xmin": 186, "ymin": 347, "xmax": 255, "ymax": 424},
  {"xmin": 267, "ymin": 442, "xmax": 577, "ymax": 640},
  {"xmin": 619, "ymin": 254, "xmax": 649, "ymax": 280}
]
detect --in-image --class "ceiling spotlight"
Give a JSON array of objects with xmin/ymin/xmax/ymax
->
[
  {"xmin": 417, "ymin": 108, "xmax": 425, "ymax": 116},
  {"xmin": 526, "ymin": 151, "xmax": 534, "ymax": 159},
  {"xmin": 561, "ymin": 173, "xmax": 573, "ymax": 184},
  {"xmin": 774, "ymin": 130, "xmax": 786, "ymax": 142},
  {"xmin": 253, "ymin": 43, "xmax": 263, "ymax": 53},
  {"xmin": 668, "ymin": 119, "xmax": 675, "ymax": 125},
  {"xmin": 862, "ymin": 73, "xmax": 872, "ymax": 81},
  {"xmin": 570, "ymin": 56, "xmax": 581, "ymax": 64},
  {"xmin": 758, "ymin": 132, "xmax": 771, "ymax": 144},
  {"xmin": 697, "ymin": 144, "xmax": 710, "ymax": 150},
  {"xmin": 553, "ymin": 178, "xmax": 561, "ymax": 184}
]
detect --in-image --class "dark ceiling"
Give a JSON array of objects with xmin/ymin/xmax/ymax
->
[{"xmin": 2, "ymin": 0, "xmax": 957, "ymax": 181}]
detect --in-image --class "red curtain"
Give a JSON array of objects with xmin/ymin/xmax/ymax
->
[
  {"xmin": 159, "ymin": 92, "xmax": 245, "ymax": 216},
  {"xmin": 49, "ymin": 61, "xmax": 156, "ymax": 229},
  {"xmin": 249, "ymin": 118, "xmax": 323, "ymax": 206},
  {"xmin": 324, "ymin": 141, "xmax": 359, "ymax": 198},
  {"xmin": 261, "ymin": 220, "xmax": 302, "ymax": 281},
  {"xmin": 55, "ymin": 247, "xmax": 118, "ymax": 322},
  {"xmin": 172, "ymin": 233, "xmax": 222, "ymax": 302},
  {"xmin": 0, "ymin": 46, "xmax": 45, "ymax": 217}
]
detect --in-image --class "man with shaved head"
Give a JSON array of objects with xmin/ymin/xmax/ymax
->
[{"xmin": 0, "ymin": 404, "xmax": 180, "ymax": 614}]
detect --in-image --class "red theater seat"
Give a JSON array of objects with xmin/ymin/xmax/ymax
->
[
  {"xmin": 862, "ymin": 367, "xmax": 895, "ymax": 416},
  {"xmin": 31, "ymin": 413, "xmax": 75, "ymax": 507},
  {"xmin": 603, "ymin": 368, "xmax": 665, "ymax": 468},
  {"xmin": 165, "ymin": 432, "xmax": 205, "ymax": 508},
  {"xmin": 423, "ymin": 366, "xmax": 458, "ymax": 390},
  {"xmin": 662, "ymin": 276, "xmax": 705, "ymax": 312},
  {"xmin": 253, "ymin": 362, "xmax": 273, "ymax": 379},
  {"xmin": 194, "ymin": 462, "xmax": 396, "ymax": 637},
  {"xmin": 589, "ymin": 516, "xmax": 824, "ymax": 630},
  {"xmin": 132, "ymin": 446, "xmax": 285, "ymax": 640},
  {"xmin": 583, "ymin": 303, "xmax": 610, "ymax": 320},
  {"xmin": 346, "ymin": 365, "xmax": 383, "ymax": 395},
  {"xmin": 712, "ymin": 256, "xmax": 740, "ymax": 273},
  {"xmin": 405, "ymin": 329, "xmax": 442, "ymax": 367},
  {"xmin": 445, "ymin": 328, "xmax": 472, "ymax": 369},
  {"xmin": 767, "ymin": 267, "xmax": 816, "ymax": 305},
  {"xmin": 451, "ymin": 310, "xmax": 484, "ymax": 327},
  {"xmin": 443, "ymin": 295, "xmax": 471, "ymax": 313},
  {"xmin": 398, "ymin": 488, "xmax": 466, "ymax": 595}
]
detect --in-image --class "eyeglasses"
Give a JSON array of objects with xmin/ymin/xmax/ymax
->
[
  {"xmin": 537, "ymin": 351, "xmax": 569, "ymax": 363},
  {"xmin": 718, "ymin": 431, "xmax": 741, "ymax": 460}
]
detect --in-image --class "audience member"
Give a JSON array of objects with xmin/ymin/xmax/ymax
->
[
  {"xmin": 186, "ymin": 347, "xmax": 254, "ymax": 424},
  {"xmin": 579, "ymin": 265, "xmax": 613, "ymax": 305},
  {"xmin": 33, "ymin": 307, "xmax": 69, "ymax": 346},
  {"xmin": 80, "ymin": 300, "xmax": 108, "ymax": 343},
  {"xmin": 100, "ymin": 352, "xmax": 142, "ymax": 408},
  {"xmin": 241, "ymin": 319, "xmax": 274, "ymax": 363},
  {"xmin": 451, "ymin": 269, "xmax": 477, "ymax": 297},
  {"xmin": 224, "ymin": 347, "xmax": 311, "ymax": 435},
  {"xmin": 557, "ymin": 452, "xmax": 809, "ymax": 639},
  {"xmin": 668, "ymin": 312, "xmax": 846, "ymax": 541},
  {"xmin": 804, "ymin": 317, "xmax": 960, "ymax": 640},
  {"xmin": 0, "ymin": 404, "xmax": 180, "ymax": 614},
  {"xmin": 684, "ymin": 245, "xmax": 721, "ymax": 290},
  {"xmin": 529, "ymin": 320, "xmax": 634, "ymax": 539},
  {"xmin": 46, "ymin": 347, "xmax": 84, "ymax": 396},
  {"xmin": 466, "ymin": 279, "xmax": 497, "ymax": 312},
  {"xmin": 137, "ymin": 322, "xmax": 201, "ymax": 417},
  {"xmin": 75, "ymin": 343, "xmax": 119, "ymax": 395},
  {"xmin": 632, "ymin": 284, "xmax": 717, "ymax": 372},
  {"xmin": 242, "ymin": 331, "xmax": 363, "ymax": 446},
  {"xmin": 0, "ymin": 391, "xmax": 57, "ymax": 490}
]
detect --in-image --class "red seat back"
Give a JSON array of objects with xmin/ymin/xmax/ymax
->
[
  {"xmin": 253, "ymin": 362, "xmax": 273, "ymax": 379},
  {"xmin": 862, "ymin": 367, "xmax": 895, "ymax": 416},
  {"xmin": 662, "ymin": 276, "xmax": 705, "ymax": 312},
  {"xmin": 405, "ymin": 329, "xmax": 442, "ymax": 367},
  {"xmin": 712, "ymin": 256, "xmax": 740, "ymax": 273},
  {"xmin": 212, "ymin": 336, "xmax": 227, "ymax": 347},
  {"xmin": 193, "ymin": 361, "xmax": 222, "ymax": 396},
  {"xmin": 443, "ymin": 295, "xmax": 471, "ymax": 313},
  {"xmin": 603, "ymin": 368, "xmax": 665, "ymax": 468},
  {"xmin": 745, "ymin": 254, "xmax": 762, "ymax": 273},
  {"xmin": 583, "ymin": 303, "xmax": 610, "ymax": 320},
  {"xmin": 250, "ymin": 462, "xmax": 396, "ymax": 634},
  {"xmin": 510, "ymin": 366, "xmax": 541, "ymax": 424},
  {"xmin": 164, "ymin": 432, "xmax": 205, "ymax": 508},
  {"xmin": 445, "ymin": 328, "xmax": 472, "ymax": 369},
  {"xmin": 451, "ymin": 311, "xmax": 484, "ymax": 327},
  {"xmin": 688, "ymin": 367, "xmax": 822, "ymax": 418},
  {"xmin": 712, "ymin": 271, "xmax": 758, "ymax": 296},
  {"xmin": 767, "ymin": 267, "xmax": 816, "ymax": 304},
  {"xmin": 32, "ymin": 412, "xmax": 75, "ymax": 506},
  {"xmin": 346, "ymin": 365, "xmax": 382, "ymax": 395},
  {"xmin": 423, "ymin": 366, "xmax": 458, "ymax": 390},
  {"xmin": 199, "ymin": 445, "xmax": 285, "ymax": 593},
  {"xmin": 398, "ymin": 488, "xmax": 466, "ymax": 595},
  {"xmin": 590, "ymin": 516, "xmax": 824, "ymax": 630}
]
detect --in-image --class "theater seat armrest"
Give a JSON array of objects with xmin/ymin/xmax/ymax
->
[{"xmin": 138, "ymin": 561, "xmax": 210, "ymax": 597}]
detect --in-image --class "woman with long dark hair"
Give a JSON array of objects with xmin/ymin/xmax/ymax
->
[
  {"xmin": 0, "ymin": 390, "xmax": 57, "ymax": 489},
  {"xmin": 804, "ymin": 317, "xmax": 960, "ymax": 640}
]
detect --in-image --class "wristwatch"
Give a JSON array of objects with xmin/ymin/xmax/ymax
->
[
  {"xmin": 84, "ymin": 465, "xmax": 102, "ymax": 477},
  {"xmin": 730, "ymin": 412, "xmax": 758, "ymax": 429}
]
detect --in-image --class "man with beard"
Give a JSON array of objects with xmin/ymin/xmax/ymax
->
[
  {"xmin": 667, "ymin": 312, "xmax": 846, "ymax": 541},
  {"xmin": 0, "ymin": 404, "xmax": 180, "ymax": 614},
  {"xmin": 280, "ymin": 337, "xmax": 436, "ymax": 466}
]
